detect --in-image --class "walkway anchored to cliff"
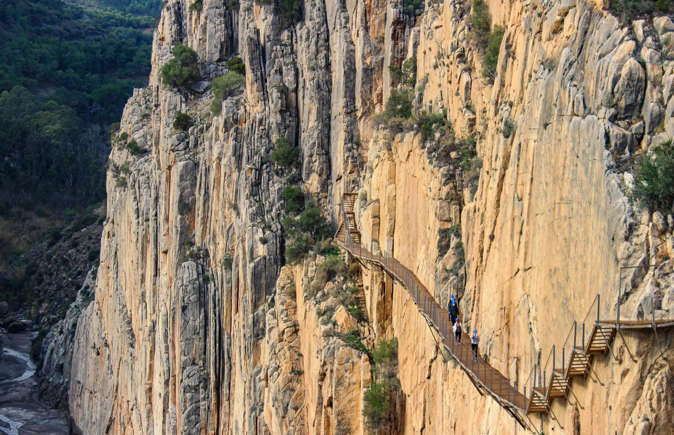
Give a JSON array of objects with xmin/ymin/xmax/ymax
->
[{"xmin": 334, "ymin": 193, "xmax": 674, "ymax": 430}]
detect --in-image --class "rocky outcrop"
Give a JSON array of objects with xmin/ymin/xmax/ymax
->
[
  {"xmin": 67, "ymin": 0, "xmax": 674, "ymax": 434},
  {"xmin": 38, "ymin": 269, "xmax": 96, "ymax": 409}
]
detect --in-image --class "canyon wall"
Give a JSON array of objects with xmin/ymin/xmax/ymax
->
[{"xmin": 64, "ymin": 0, "xmax": 674, "ymax": 433}]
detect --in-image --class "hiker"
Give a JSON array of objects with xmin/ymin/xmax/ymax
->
[
  {"xmin": 453, "ymin": 318, "xmax": 462, "ymax": 343},
  {"xmin": 448, "ymin": 294, "xmax": 459, "ymax": 325},
  {"xmin": 471, "ymin": 329, "xmax": 480, "ymax": 359}
]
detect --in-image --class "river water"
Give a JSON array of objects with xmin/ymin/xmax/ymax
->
[{"xmin": 0, "ymin": 331, "xmax": 69, "ymax": 435}]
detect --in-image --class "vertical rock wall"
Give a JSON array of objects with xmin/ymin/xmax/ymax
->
[{"xmin": 67, "ymin": 0, "xmax": 674, "ymax": 434}]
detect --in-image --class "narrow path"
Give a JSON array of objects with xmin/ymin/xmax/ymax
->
[
  {"xmin": 335, "ymin": 194, "xmax": 674, "ymax": 429},
  {"xmin": 0, "ymin": 331, "xmax": 68, "ymax": 435}
]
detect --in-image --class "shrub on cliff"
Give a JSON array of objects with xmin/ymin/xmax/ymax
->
[
  {"xmin": 471, "ymin": 0, "xmax": 491, "ymax": 48},
  {"xmin": 279, "ymin": 0, "xmax": 302, "ymax": 22},
  {"xmin": 471, "ymin": 0, "xmax": 504, "ymax": 81},
  {"xmin": 384, "ymin": 88, "xmax": 413, "ymax": 120},
  {"xmin": 126, "ymin": 139, "xmax": 145, "ymax": 156},
  {"xmin": 173, "ymin": 112, "xmax": 193, "ymax": 131},
  {"xmin": 631, "ymin": 140, "xmax": 674, "ymax": 213},
  {"xmin": 483, "ymin": 26, "xmax": 503, "ymax": 80},
  {"xmin": 210, "ymin": 71, "xmax": 245, "ymax": 114},
  {"xmin": 389, "ymin": 56, "xmax": 417, "ymax": 88},
  {"xmin": 402, "ymin": 0, "xmax": 423, "ymax": 16},
  {"xmin": 161, "ymin": 44, "xmax": 200, "ymax": 88},
  {"xmin": 285, "ymin": 233, "xmax": 310, "ymax": 263},
  {"xmin": 226, "ymin": 56, "xmax": 245, "ymax": 75},
  {"xmin": 363, "ymin": 338, "xmax": 401, "ymax": 431},
  {"xmin": 416, "ymin": 110, "xmax": 447, "ymax": 140},
  {"xmin": 271, "ymin": 137, "xmax": 301, "ymax": 168},
  {"xmin": 610, "ymin": 0, "xmax": 673, "ymax": 20},
  {"xmin": 188, "ymin": 0, "xmax": 202, "ymax": 12},
  {"xmin": 283, "ymin": 201, "xmax": 332, "ymax": 263},
  {"xmin": 282, "ymin": 185, "xmax": 304, "ymax": 214}
]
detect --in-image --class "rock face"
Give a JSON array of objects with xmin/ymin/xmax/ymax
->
[
  {"xmin": 39, "ymin": 269, "xmax": 97, "ymax": 409},
  {"xmin": 67, "ymin": 1, "xmax": 674, "ymax": 434}
]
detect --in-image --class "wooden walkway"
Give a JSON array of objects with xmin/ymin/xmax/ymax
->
[
  {"xmin": 335, "ymin": 194, "xmax": 529, "ymax": 428},
  {"xmin": 334, "ymin": 193, "xmax": 674, "ymax": 428}
]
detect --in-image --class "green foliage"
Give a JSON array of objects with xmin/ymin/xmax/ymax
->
[
  {"xmin": 226, "ymin": 56, "xmax": 245, "ymax": 75},
  {"xmin": 161, "ymin": 44, "xmax": 200, "ymax": 88},
  {"xmin": 483, "ymin": 26, "xmax": 504, "ymax": 80},
  {"xmin": 471, "ymin": 0, "xmax": 492, "ymax": 48},
  {"xmin": 98, "ymin": 0, "xmax": 161, "ymax": 15},
  {"xmin": 314, "ymin": 255, "xmax": 346, "ymax": 286},
  {"xmin": 173, "ymin": 112, "xmax": 193, "ymax": 131},
  {"xmin": 126, "ymin": 139, "xmax": 145, "ymax": 156},
  {"xmin": 0, "ymin": 86, "xmax": 103, "ymax": 204},
  {"xmin": 210, "ymin": 71, "xmax": 245, "ymax": 114},
  {"xmin": 337, "ymin": 329, "xmax": 373, "ymax": 360},
  {"xmin": 402, "ymin": 0, "xmax": 424, "ymax": 16},
  {"xmin": 458, "ymin": 136, "xmax": 478, "ymax": 171},
  {"xmin": 278, "ymin": 0, "xmax": 303, "ymax": 23},
  {"xmin": 502, "ymin": 116, "xmax": 515, "ymax": 138},
  {"xmin": 285, "ymin": 232, "xmax": 311, "ymax": 263},
  {"xmin": 346, "ymin": 304, "xmax": 367, "ymax": 322},
  {"xmin": 363, "ymin": 381, "xmax": 390, "ymax": 429},
  {"xmin": 363, "ymin": 338, "xmax": 400, "ymax": 430},
  {"xmin": 401, "ymin": 56, "xmax": 417, "ymax": 87},
  {"xmin": 384, "ymin": 88, "xmax": 413, "ymax": 119},
  {"xmin": 631, "ymin": 141, "xmax": 674, "ymax": 213},
  {"xmin": 189, "ymin": 0, "xmax": 203, "ymax": 12},
  {"xmin": 389, "ymin": 56, "xmax": 417, "ymax": 88},
  {"xmin": 283, "ymin": 200, "xmax": 332, "ymax": 263},
  {"xmin": 298, "ymin": 202, "xmax": 331, "ymax": 239},
  {"xmin": 470, "ymin": 0, "xmax": 503, "ymax": 80},
  {"xmin": 282, "ymin": 185, "xmax": 305, "ymax": 214},
  {"xmin": 0, "ymin": 0, "xmax": 156, "ymax": 207},
  {"xmin": 610, "ymin": 0, "xmax": 674, "ymax": 20},
  {"xmin": 373, "ymin": 338, "xmax": 398, "ymax": 367},
  {"xmin": 271, "ymin": 137, "xmax": 301, "ymax": 168},
  {"xmin": 416, "ymin": 110, "xmax": 447, "ymax": 140}
]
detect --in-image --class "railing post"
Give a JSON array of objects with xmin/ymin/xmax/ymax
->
[
  {"xmin": 582, "ymin": 322, "xmax": 585, "ymax": 351},
  {"xmin": 597, "ymin": 294, "xmax": 600, "ymax": 323},
  {"xmin": 552, "ymin": 345, "xmax": 556, "ymax": 375},
  {"xmin": 562, "ymin": 346, "xmax": 565, "ymax": 375},
  {"xmin": 574, "ymin": 320, "xmax": 577, "ymax": 350}
]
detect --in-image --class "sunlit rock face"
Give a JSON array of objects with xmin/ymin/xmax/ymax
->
[{"xmin": 66, "ymin": 1, "xmax": 674, "ymax": 433}]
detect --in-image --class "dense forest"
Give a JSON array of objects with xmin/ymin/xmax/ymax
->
[
  {"xmin": 0, "ymin": 0, "xmax": 159, "ymax": 209},
  {"xmin": 0, "ymin": 0, "xmax": 160, "ymax": 311}
]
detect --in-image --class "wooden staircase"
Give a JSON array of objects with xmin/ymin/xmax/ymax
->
[
  {"xmin": 586, "ymin": 325, "xmax": 616, "ymax": 354},
  {"xmin": 336, "ymin": 193, "xmax": 361, "ymax": 245},
  {"xmin": 524, "ymin": 304, "xmax": 625, "ymax": 415}
]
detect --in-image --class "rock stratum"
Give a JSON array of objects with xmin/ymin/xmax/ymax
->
[{"xmin": 52, "ymin": 0, "xmax": 674, "ymax": 433}]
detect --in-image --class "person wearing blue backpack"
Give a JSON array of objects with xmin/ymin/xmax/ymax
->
[{"xmin": 447, "ymin": 294, "xmax": 459, "ymax": 325}]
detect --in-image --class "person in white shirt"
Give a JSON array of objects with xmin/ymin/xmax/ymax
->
[
  {"xmin": 453, "ymin": 318, "xmax": 462, "ymax": 343},
  {"xmin": 471, "ymin": 329, "xmax": 480, "ymax": 359}
]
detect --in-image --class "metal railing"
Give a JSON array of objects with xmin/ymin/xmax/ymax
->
[
  {"xmin": 336, "ymin": 195, "xmax": 674, "ymax": 420},
  {"xmin": 336, "ymin": 198, "xmax": 528, "ymax": 415}
]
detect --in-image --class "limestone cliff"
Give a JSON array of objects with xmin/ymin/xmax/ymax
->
[{"xmin": 65, "ymin": 0, "xmax": 674, "ymax": 434}]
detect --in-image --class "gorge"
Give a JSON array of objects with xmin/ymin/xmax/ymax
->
[{"xmin": 32, "ymin": 0, "xmax": 674, "ymax": 433}]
